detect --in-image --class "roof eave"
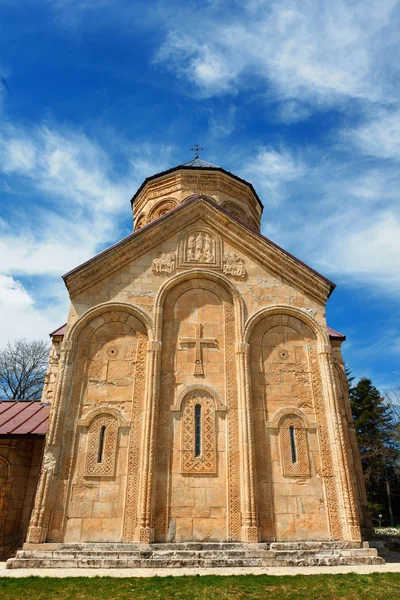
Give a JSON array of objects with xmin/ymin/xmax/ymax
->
[
  {"xmin": 130, "ymin": 165, "xmax": 264, "ymax": 212},
  {"xmin": 63, "ymin": 195, "xmax": 334, "ymax": 298}
]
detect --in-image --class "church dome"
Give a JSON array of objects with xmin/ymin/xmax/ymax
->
[{"xmin": 131, "ymin": 157, "xmax": 263, "ymax": 233}]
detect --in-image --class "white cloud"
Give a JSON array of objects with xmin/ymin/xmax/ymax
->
[
  {"xmin": 238, "ymin": 144, "xmax": 400, "ymax": 297},
  {"xmin": 0, "ymin": 121, "xmax": 173, "ymax": 342},
  {"xmin": 346, "ymin": 110, "xmax": 400, "ymax": 161},
  {"xmin": 0, "ymin": 275, "xmax": 59, "ymax": 341},
  {"xmin": 242, "ymin": 146, "xmax": 305, "ymax": 205},
  {"xmin": 155, "ymin": 0, "xmax": 399, "ymax": 107}
]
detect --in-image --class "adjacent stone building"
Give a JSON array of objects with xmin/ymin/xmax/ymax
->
[
  {"xmin": 8, "ymin": 157, "xmax": 379, "ymax": 567},
  {"xmin": 0, "ymin": 401, "xmax": 49, "ymax": 558}
]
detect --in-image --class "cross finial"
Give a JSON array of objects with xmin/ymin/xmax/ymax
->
[{"xmin": 191, "ymin": 144, "xmax": 203, "ymax": 159}]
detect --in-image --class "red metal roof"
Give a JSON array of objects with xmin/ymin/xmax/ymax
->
[
  {"xmin": 0, "ymin": 401, "xmax": 50, "ymax": 435},
  {"xmin": 50, "ymin": 323, "xmax": 67, "ymax": 337},
  {"xmin": 328, "ymin": 327, "xmax": 346, "ymax": 341}
]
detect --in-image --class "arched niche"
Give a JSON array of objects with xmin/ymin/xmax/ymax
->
[{"xmin": 148, "ymin": 198, "xmax": 178, "ymax": 222}]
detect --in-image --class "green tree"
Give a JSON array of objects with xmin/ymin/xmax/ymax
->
[{"xmin": 348, "ymin": 373, "xmax": 400, "ymax": 526}]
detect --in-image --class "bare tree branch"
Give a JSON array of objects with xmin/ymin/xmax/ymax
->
[{"xmin": 0, "ymin": 339, "xmax": 50, "ymax": 401}]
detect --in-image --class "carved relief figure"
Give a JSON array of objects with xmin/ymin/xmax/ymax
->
[
  {"xmin": 223, "ymin": 253, "xmax": 246, "ymax": 277},
  {"xmin": 186, "ymin": 232, "xmax": 215, "ymax": 263},
  {"xmin": 187, "ymin": 235, "xmax": 196, "ymax": 260},
  {"xmin": 152, "ymin": 252, "xmax": 176, "ymax": 274}
]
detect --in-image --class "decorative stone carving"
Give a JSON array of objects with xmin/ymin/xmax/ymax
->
[
  {"xmin": 84, "ymin": 413, "xmax": 119, "ymax": 477},
  {"xmin": 179, "ymin": 323, "xmax": 218, "ymax": 375},
  {"xmin": 152, "ymin": 252, "xmax": 176, "ymax": 274},
  {"xmin": 223, "ymin": 253, "xmax": 246, "ymax": 278},
  {"xmin": 279, "ymin": 415, "xmax": 311, "ymax": 478},
  {"xmin": 181, "ymin": 390, "xmax": 217, "ymax": 474},
  {"xmin": 178, "ymin": 227, "xmax": 222, "ymax": 269}
]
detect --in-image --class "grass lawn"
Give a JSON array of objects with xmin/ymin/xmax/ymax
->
[{"xmin": 0, "ymin": 573, "xmax": 400, "ymax": 600}]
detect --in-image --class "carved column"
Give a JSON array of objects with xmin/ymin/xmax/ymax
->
[
  {"xmin": 136, "ymin": 339, "xmax": 161, "ymax": 544},
  {"xmin": 317, "ymin": 344, "xmax": 361, "ymax": 542},
  {"xmin": 236, "ymin": 342, "xmax": 259, "ymax": 542},
  {"xmin": 26, "ymin": 339, "xmax": 76, "ymax": 544}
]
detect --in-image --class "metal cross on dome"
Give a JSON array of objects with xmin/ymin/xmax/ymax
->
[{"xmin": 191, "ymin": 144, "xmax": 203, "ymax": 159}]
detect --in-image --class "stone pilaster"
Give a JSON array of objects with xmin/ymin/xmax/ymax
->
[
  {"xmin": 26, "ymin": 339, "xmax": 76, "ymax": 544},
  {"xmin": 317, "ymin": 343, "xmax": 361, "ymax": 542},
  {"xmin": 236, "ymin": 342, "xmax": 259, "ymax": 542},
  {"xmin": 136, "ymin": 339, "xmax": 161, "ymax": 543}
]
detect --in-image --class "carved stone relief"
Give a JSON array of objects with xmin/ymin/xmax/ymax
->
[
  {"xmin": 178, "ymin": 227, "xmax": 222, "ymax": 269},
  {"xmin": 223, "ymin": 253, "xmax": 247, "ymax": 278},
  {"xmin": 152, "ymin": 252, "xmax": 176, "ymax": 274}
]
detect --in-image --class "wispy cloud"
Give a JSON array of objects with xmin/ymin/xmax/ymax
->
[
  {"xmin": 155, "ymin": 0, "xmax": 399, "ymax": 107},
  {"xmin": 242, "ymin": 146, "xmax": 305, "ymax": 205},
  {"xmin": 0, "ymin": 120, "xmax": 174, "ymax": 339}
]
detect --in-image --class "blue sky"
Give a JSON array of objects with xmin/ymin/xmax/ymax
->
[{"xmin": 0, "ymin": 0, "xmax": 399, "ymax": 391}]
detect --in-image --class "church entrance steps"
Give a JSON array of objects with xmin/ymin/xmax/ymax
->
[{"xmin": 6, "ymin": 542, "xmax": 384, "ymax": 569}]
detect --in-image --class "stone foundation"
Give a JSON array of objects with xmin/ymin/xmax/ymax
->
[{"xmin": 6, "ymin": 541, "xmax": 384, "ymax": 569}]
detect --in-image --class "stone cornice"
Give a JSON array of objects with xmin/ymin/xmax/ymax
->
[
  {"xmin": 63, "ymin": 198, "xmax": 334, "ymax": 303},
  {"xmin": 131, "ymin": 166, "xmax": 263, "ymax": 214}
]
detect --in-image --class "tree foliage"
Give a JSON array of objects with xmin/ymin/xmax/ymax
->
[
  {"xmin": 0, "ymin": 338, "xmax": 50, "ymax": 401},
  {"xmin": 347, "ymin": 370, "xmax": 400, "ymax": 524}
]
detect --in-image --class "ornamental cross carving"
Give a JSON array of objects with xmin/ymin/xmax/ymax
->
[{"xmin": 179, "ymin": 324, "xmax": 218, "ymax": 375}]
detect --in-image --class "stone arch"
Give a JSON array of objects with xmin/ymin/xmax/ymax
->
[
  {"xmin": 65, "ymin": 301, "xmax": 154, "ymax": 343},
  {"xmin": 154, "ymin": 269, "xmax": 245, "ymax": 341},
  {"xmin": 78, "ymin": 406, "xmax": 130, "ymax": 428},
  {"xmin": 148, "ymin": 198, "xmax": 178, "ymax": 222},
  {"xmin": 171, "ymin": 383, "xmax": 226, "ymax": 413},
  {"xmin": 134, "ymin": 213, "xmax": 147, "ymax": 231},
  {"xmin": 153, "ymin": 273, "xmax": 242, "ymax": 541},
  {"xmin": 244, "ymin": 305, "xmax": 328, "ymax": 348},
  {"xmin": 248, "ymin": 306, "xmax": 337, "ymax": 541},
  {"xmin": 47, "ymin": 303, "xmax": 150, "ymax": 543},
  {"xmin": 266, "ymin": 407, "xmax": 316, "ymax": 430},
  {"xmin": 221, "ymin": 201, "xmax": 248, "ymax": 222}
]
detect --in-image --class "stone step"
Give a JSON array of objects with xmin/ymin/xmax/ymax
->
[
  {"xmin": 270, "ymin": 541, "xmax": 360, "ymax": 551},
  {"xmin": 7, "ymin": 542, "xmax": 385, "ymax": 569},
  {"xmin": 7, "ymin": 555, "xmax": 384, "ymax": 569},
  {"xmin": 16, "ymin": 549, "xmax": 276, "ymax": 560}
]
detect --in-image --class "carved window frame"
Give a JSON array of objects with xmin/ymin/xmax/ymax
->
[
  {"xmin": 172, "ymin": 386, "xmax": 226, "ymax": 475},
  {"xmin": 79, "ymin": 408, "xmax": 129, "ymax": 478},
  {"xmin": 267, "ymin": 408, "xmax": 316, "ymax": 478}
]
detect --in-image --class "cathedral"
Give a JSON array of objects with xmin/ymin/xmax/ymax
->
[{"xmin": 7, "ymin": 155, "xmax": 382, "ymax": 567}]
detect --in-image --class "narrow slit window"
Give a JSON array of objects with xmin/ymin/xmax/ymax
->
[
  {"xmin": 289, "ymin": 425, "xmax": 297, "ymax": 463},
  {"xmin": 97, "ymin": 425, "xmax": 106, "ymax": 463},
  {"xmin": 194, "ymin": 404, "xmax": 201, "ymax": 457}
]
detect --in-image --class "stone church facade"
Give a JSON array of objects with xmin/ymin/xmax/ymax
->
[{"xmin": 10, "ymin": 158, "xmax": 377, "ymax": 564}]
